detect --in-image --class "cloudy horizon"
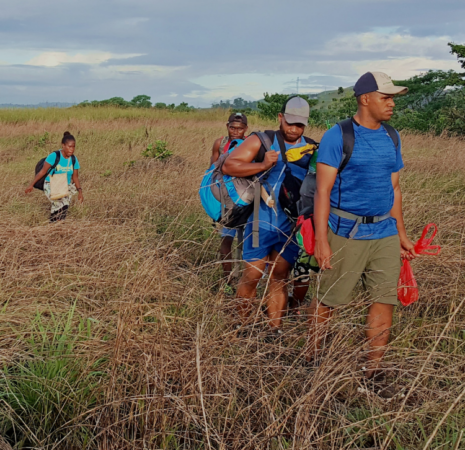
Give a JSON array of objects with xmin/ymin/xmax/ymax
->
[{"xmin": 1, "ymin": 0, "xmax": 464, "ymax": 107}]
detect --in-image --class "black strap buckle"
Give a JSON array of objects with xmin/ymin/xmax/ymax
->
[{"xmin": 362, "ymin": 216, "xmax": 375, "ymax": 224}]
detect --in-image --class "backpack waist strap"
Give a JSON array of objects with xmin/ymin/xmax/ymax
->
[{"xmin": 330, "ymin": 207, "xmax": 391, "ymax": 239}]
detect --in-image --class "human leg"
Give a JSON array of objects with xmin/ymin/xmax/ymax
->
[
  {"xmin": 266, "ymin": 251, "xmax": 292, "ymax": 328},
  {"xmin": 50, "ymin": 205, "xmax": 69, "ymax": 222},
  {"xmin": 45, "ymin": 182, "xmax": 75, "ymax": 223},
  {"xmin": 306, "ymin": 297, "xmax": 333, "ymax": 360},
  {"xmin": 290, "ymin": 249, "xmax": 312, "ymax": 311},
  {"xmin": 362, "ymin": 234, "xmax": 401, "ymax": 377},
  {"xmin": 220, "ymin": 236, "xmax": 234, "ymax": 282},
  {"xmin": 364, "ymin": 302, "xmax": 394, "ymax": 378},
  {"xmin": 307, "ymin": 229, "xmax": 369, "ymax": 358},
  {"xmin": 236, "ymin": 258, "xmax": 268, "ymax": 322}
]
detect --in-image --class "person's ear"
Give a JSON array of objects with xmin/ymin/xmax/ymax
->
[{"xmin": 360, "ymin": 94, "xmax": 370, "ymax": 106}]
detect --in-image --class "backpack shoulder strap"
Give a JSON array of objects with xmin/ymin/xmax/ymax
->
[
  {"xmin": 252, "ymin": 130, "xmax": 275, "ymax": 163},
  {"xmin": 382, "ymin": 122, "xmax": 399, "ymax": 149},
  {"xmin": 337, "ymin": 118, "xmax": 355, "ymax": 174},
  {"xmin": 71, "ymin": 155, "xmax": 76, "ymax": 168},
  {"xmin": 302, "ymin": 136, "xmax": 318, "ymax": 146},
  {"xmin": 218, "ymin": 136, "xmax": 229, "ymax": 155},
  {"xmin": 52, "ymin": 151, "xmax": 61, "ymax": 168},
  {"xmin": 48, "ymin": 150, "xmax": 61, "ymax": 175},
  {"xmin": 274, "ymin": 130, "xmax": 288, "ymax": 163}
]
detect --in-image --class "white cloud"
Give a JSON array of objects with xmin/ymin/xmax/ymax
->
[
  {"xmin": 324, "ymin": 32, "xmax": 452, "ymax": 58},
  {"xmin": 27, "ymin": 51, "xmax": 143, "ymax": 67},
  {"xmin": 353, "ymin": 57, "xmax": 461, "ymax": 80}
]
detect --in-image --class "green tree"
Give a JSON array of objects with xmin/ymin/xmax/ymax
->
[
  {"xmin": 391, "ymin": 70, "xmax": 465, "ymax": 133},
  {"xmin": 257, "ymin": 93, "xmax": 318, "ymax": 121},
  {"xmin": 337, "ymin": 87, "xmax": 344, "ymax": 95},
  {"xmin": 99, "ymin": 97, "xmax": 131, "ymax": 108},
  {"xmin": 448, "ymin": 42, "xmax": 465, "ymax": 70},
  {"xmin": 174, "ymin": 102, "xmax": 194, "ymax": 112},
  {"xmin": 130, "ymin": 95, "xmax": 152, "ymax": 108}
]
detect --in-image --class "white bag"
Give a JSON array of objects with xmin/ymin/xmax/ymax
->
[{"xmin": 50, "ymin": 173, "xmax": 69, "ymax": 200}]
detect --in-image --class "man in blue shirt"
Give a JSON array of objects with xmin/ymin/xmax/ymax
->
[
  {"xmin": 223, "ymin": 97, "xmax": 314, "ymax": 338},
  {"xmin": 210, "ymin": 113, "xmax": 249, "ymax": 290},
  {"xmin": 309, "ymin": 72, "xmax": 418, "ymax": 383}
]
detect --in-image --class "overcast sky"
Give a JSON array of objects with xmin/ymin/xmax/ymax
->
[{"xmin": 1, "ymin": 0, "xmax": 464, "ymax": 106}]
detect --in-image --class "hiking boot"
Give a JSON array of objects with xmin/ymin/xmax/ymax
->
[
  {"xmin": 263, "ymin": 328, "xmax": 283, "ymax": 344},
  {"xmin": 235, "ymin": 324, "xmax": 252, "ymax": 339},
  {"xmin": 301, "ymin": 350, "xmax": 323, "ymax": 371},
  {"xmin": 287, "ymin": 295, "xmax": 299, "ymax": 321},
  {"xmin": 358, "ymin": 369, "xmax": 405, "ymax": 400},
  {"xmin": 370, "ymin": 381, "xmax": 404, "ymax": 399}
]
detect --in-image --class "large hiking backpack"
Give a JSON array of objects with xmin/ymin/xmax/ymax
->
[
  {"xmin": 34, "ymin": 151, "xmax": 76, "ymax": 191},
  {"xmin": 199, "ymin": 132, "xmax": 317, "ymax": 247},
  {"xmin": 200, "ymin": 138, "xmax": 257, "ymax": 229},
  {"xmin": 296, "ymin": 118, "xmax": 400, "ymax": 252}
]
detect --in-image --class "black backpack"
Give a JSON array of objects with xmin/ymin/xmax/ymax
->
[
  {"xmin": 297, "ymin": 118, "xmax": 399, "ymax": 218},
  {"xmin": 34, "ymin": 151, "xmax": 76, "ymax": 191},
  {"xmin": 255, "ymin": 130, "xmax": 318, "ymax": 223}
]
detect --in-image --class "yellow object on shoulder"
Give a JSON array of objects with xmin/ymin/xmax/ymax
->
[{"xmin": 285, "ymin": 143, "xmax": 318, "ymax": 162}]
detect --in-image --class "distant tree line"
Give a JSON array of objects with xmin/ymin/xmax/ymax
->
[
  {"xmin": 211, "ymin": 97, "xmax": 259, "ymax": 112},
  {"xmin": 76, "ymin": 95, "xmax": 195, "ymax": 112}
]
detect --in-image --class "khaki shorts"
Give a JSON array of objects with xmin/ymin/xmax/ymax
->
[{"xmin": 317, "ymin": 229, "xmax": 401, "ymax": 307}]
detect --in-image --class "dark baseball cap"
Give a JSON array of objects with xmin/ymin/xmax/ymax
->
[
  {"xmin": 227, "ymin": 112, "xmax": 248, "ymax": 125},
  {"xmin": 281, "ymin": 96, "xmax": 309, "ymax": 126},
  {"xmin": 354, "ymin": 72, "xmax": 408, "ymax": 97}
]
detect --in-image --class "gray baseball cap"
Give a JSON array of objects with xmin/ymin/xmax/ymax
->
[{"xmin": 281, "ymin": 96, "xmax": 310, "ymax": 126}]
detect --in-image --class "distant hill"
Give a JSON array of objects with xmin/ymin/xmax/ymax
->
[
  {"xmin": 0, "ymin": 102, "xmax": 76, "ymax": 109},
  {"xmin": 312, "ymin": 87, "xmax": 353, "ymax": 110}
]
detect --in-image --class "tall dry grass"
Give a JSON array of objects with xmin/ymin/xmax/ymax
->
[{"xmin": 0, "ymin": 108, "xmax": 464, "ymax": 449}]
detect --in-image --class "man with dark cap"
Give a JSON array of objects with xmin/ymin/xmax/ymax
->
[
  {"xmin": 210, "ymin": 113, "xmax": 248, "ymax": 290},
  {"xmin": 309, "ymin": 72, "xmax": 418, "ymax": 393},
  {"xmin": 223, "ymin": 97, "xmax": 316, "ymax": 338}
]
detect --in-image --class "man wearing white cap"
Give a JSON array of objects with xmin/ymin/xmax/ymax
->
[
  {"xmin": 309, "ymin": 72, "xmax": 418, "ymax": 392},
  {"xmin": 223, "ymin": 96, "xmax": 317, "ymax": 339}
]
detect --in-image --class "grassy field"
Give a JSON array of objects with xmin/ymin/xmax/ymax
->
[{"xmin": 0, "ymin": 107, "xmax": 464, "ymax": 450}]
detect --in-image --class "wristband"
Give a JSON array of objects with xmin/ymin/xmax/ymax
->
[{"xmin": 77, "ymin": 188, "xmax": 82, "ymax": 191}]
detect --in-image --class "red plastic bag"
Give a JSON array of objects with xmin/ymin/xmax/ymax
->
[
  {"xmin": 398, "ymin": 223, "xmax": 441, "ymax": 306},
  {"xmin": 398, "ymin": 259, "xmax": 419, "ymax": 306},
  {"xmin": 413, "ymin": 223, "xmax": 441, "ymax": 256},
  {"xmin": 296, "ymin": 215, "xmax": 315, "ymax": 255}
]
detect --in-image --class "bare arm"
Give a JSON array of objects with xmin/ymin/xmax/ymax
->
[
  {"xmin": 25, "ymin": 162, "xmax": 51, "ymax": 193},
  {"xmin": 222, "ymin": 135, "xmax": 278, "ymax": 177},
  {"xmin": 314, "ymin": 163, "xmax": 338, "ymax": 270},
  {"xmin": 72, "ymin": 169, "xmax": 84, "ymax": 203},
  {"xmin": 391, "ymin": 172, "xmax": 416, "ymax": 260},
  {"xmin": 210, "ymin": 138, "xmax": 222, "ymax": 165}
]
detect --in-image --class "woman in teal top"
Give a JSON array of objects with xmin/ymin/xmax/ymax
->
[{"xmin": 25, "ymin": 131, "xmax": 84, "ymax": 222}]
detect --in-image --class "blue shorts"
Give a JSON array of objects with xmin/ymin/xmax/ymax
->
[
  {"xmin": 221, "ymin": 227, "xmax": 237, "ymax": 238},
  {"xmin": 242, "ymin": 223, "xmax": 300, "ymax": 265}
]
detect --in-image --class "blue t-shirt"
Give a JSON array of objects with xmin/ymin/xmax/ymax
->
[
  {"xmin": 248, "ymin": 135, "xmax": 309, "ymax": 234},
  {"xmin": 45, "ymin": 151, "xmax": 80, "ymax": 184},
  {"xmin": 317, "ymin": 122, "xmax": 404, "ymax": 240}
]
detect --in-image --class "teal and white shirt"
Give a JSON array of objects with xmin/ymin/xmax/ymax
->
[{"xmin": 45, "ymin": 151, "xmax": 80, "ymax": 184}]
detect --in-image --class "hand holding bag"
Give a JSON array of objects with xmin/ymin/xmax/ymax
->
[{"xmin": 398, "ymin": 223, "xmax": 441, "ymax": 306}]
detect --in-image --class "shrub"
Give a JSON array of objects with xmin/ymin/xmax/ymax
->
[
  {"xmin": 0, "ymin": 305, "xmax": 104, "ymax": 448},
  {"xmin": 141, "ymin": 140, "xmax": 172, "ymax": 160}
]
